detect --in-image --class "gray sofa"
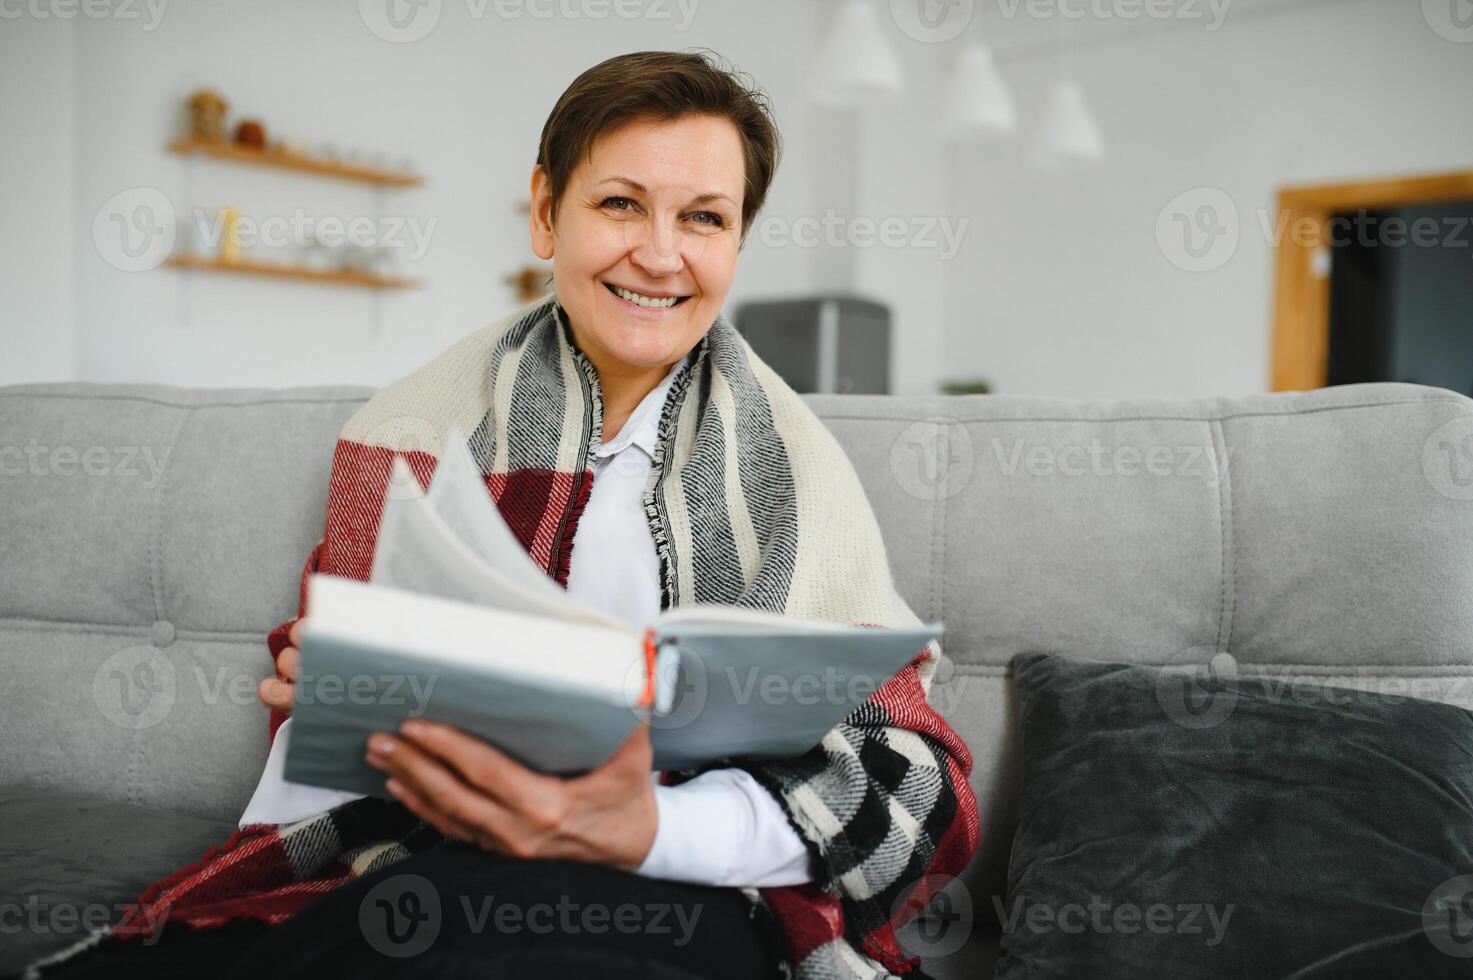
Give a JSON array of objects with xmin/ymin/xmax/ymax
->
[{"xmin": 4, "ymin": 380, "xmax": 1473, "ymax": 978}]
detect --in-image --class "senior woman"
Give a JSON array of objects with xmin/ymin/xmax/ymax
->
[{"xmin": 35, "ymin": 50, "xmax": 978, "ymax": 980}]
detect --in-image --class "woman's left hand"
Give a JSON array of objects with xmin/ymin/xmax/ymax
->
[{"xmin": 365, "ymin": 719, "xmax": 658, "ymax": 871}]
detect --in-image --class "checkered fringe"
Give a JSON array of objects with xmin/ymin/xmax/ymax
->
[{"xmin": 33, "ymin": 294, "xmax": 978, "ymax": 980}]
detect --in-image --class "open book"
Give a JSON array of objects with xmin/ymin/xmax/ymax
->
[{"xmin": 284, "ymin": 429, "xmax": 941, "ymax": 797}]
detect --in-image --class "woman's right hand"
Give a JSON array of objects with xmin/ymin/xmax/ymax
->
[{"xmin": 258, "ymin": 619, "xmax": 304, "ymax": 714}]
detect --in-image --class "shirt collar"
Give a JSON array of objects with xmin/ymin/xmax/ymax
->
[{"xmin": 594, "ymin": 356, "xmax": 686, "ymax": 460}]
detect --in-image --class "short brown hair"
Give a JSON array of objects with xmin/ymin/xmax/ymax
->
[{"xmin": 535, "ymin": 49, "xmax": 782, "ymax": 242}]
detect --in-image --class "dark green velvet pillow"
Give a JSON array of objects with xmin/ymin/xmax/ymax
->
[{"xmin": 994, "ymin": 652, "xmax": 1473, "ymax": 979}]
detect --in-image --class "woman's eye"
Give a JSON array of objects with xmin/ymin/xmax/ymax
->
[
  {"xmin": 601, "ymin": 196, "xmax": 636, "ymax": 212},
  {"xmin": 689, "ymin": 211, "xmax": 726, "ymax": 228}
]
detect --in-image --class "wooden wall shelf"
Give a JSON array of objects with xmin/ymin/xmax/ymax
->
[
  {"xmin": 166, "ymin": 254, "xmax": 421, "ymax": 289},
  {"xmin": 166, "ymin": 138, "xmax": 425, "ymax": 187}
]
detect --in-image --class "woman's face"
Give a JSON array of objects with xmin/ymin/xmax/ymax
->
[{"xmin": 530, "ymin": 113, "xmax": 746, "ymax": 375}]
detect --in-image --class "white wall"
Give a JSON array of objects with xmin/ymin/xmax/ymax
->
[
  {"xmin": 0, "ymin": 16, "xmax": 78, "ymax": 386},
  {"xmin": 6, "ymin": 0, "xmax": 823, "ymax": 388},
  {"xmin": 940, "ymin": 0, "xmax": 1473, "ymax": 398},
  {"xmin": 3, "ymin": 0, "xmax": 1470, "ymax": 398}
]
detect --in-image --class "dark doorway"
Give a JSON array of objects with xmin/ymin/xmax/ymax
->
[{"xmin": 1326, "ymin": 199, "xmax": 1473, "ymax": 396}]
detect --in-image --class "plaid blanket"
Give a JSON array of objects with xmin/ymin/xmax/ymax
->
[{"xmin": 34, "ymin": 294, "xmax": 979, "ymax": 980}]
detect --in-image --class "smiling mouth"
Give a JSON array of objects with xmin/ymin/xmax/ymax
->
[{"xmin": 604, "ymin": 281, "xmax": 691, "ymax": 310}]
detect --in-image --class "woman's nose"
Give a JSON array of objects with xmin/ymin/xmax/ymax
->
[{"xmin": 627, "ymin": 217, "xmax": 686, "ymax": 276}]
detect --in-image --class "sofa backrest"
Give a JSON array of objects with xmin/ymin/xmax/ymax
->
[{"xmin": 3, "ymin": 381, "xmax": 1472, "ymax": 908}]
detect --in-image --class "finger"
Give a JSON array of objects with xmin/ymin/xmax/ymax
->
[
  {"xmin": 276, "ymin": 645, "xmax": 300, "ymax": 682},
  {"xmin": 380, "ymin": 736, "xmax": 517, "ymax": 846},
  {"xmin": 287, "ymin": 618, "xmax": 305, "ymax": 648},
  {"xmin": 398, "ymin": 720, "xmax": 543, "ymax": 806},
  {"xmin": 383, "ymin": 777, "xmax": 488, "ymax": 848},
  {"xmin": 258, "ymin": 676, "xmax": 294, "ymax": 711}
]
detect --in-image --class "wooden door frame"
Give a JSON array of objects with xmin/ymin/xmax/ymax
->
[{"xmin": 1270, "ymin": 169, "xmax": 1473, "ymax": 391}]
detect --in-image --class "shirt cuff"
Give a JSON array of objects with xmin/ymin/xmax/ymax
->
[{"xmin": 633, "ymin": 768, "xmax": 813, "ymax": 888}]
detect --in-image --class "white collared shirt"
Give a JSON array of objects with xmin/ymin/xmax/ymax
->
[
  {"xmin": 241, "ymin": 357, "xmax": 811, "ymax": 888},
  {"xmin": 568, "ymin": 358, "xmax": 811, "ymax": 888}
]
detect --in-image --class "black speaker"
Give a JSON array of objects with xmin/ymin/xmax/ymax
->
[{"xmin": 733, "ymin": 296, "xmax": 890, "ymax": 394}]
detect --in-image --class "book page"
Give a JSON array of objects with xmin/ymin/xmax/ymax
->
[{"xmin": 371, "ymin": 446, "xmax": 624, "ymax": 630}]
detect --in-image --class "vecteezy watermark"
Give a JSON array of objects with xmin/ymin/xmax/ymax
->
[
  {"xmin": 1158, "ymin": 187, "xmax": 1473, "ymax": 273},
  {"xmin": 91, "ymin": 641, "xmax": 440, "ymax": 730},
  {"xmin": 0, "ymin": 897, "xmax": 165, "ymax": 944},
  {"xmin": 1424, "ymin": 874, "xmax": 1473, "ymax": 958},
  {"xmin": 0, "ymin": 440, "xmax": 172, "ymax": 487},
  {"xmin": 358, "ymin": 0, "xmax": 700, "ymax": 43},
  {"xmin": 360, "ymin": 874, "xmax": 443, "ymax": 958},
  {"xmin": 1154, "ymin": 647, "xmax": 1239, "ymax": 730},
  {"xmin": 994, "ymin": 0, "xmax": 1229, "ymax": 29},
  {"xmin": 990, "ymin": 437, "xmax": 1233, "ymax": 485},
  {"xmin": 892, "ymin": 873, "xmax": 975, "ymax": 959},
  {"xmin": 890, "ymin": 417, "xmax": 975, "ymax": 502},
  {"xmin": 1424, "ymin": 416, "xmax": 1473, "ymax": 501},
  {"xmin": 187, "ymin": 208, "xmax": 438, "ymax": 261},
  {"xmin": 1157, "ymin": 188, "xmax": 1240, "ymax": 273},
  {"xmin": 994, "ymin": 894, "xmax": 1236, "ymax": 945},
  {"xmin": 890, "ymin": 0, "xmax": 1230, "ymax": 40},
  {"xmin": 93, "ymin": 646, "xmax": 177, "ymax": 731},
  {"xmin": 357, "ymin": 873, "xmax": 705, "ymax": 959},
  {"xmin": 1423, "ymin": 0, "xmax": 1473, "ymax": 43},
  {"xmin": 93, "ymin": 187, "xmax": 175, "ymax": 272},
  {"xmin": 0, "ymin": 0, "xmax": 168, "ymax": 29},
  {"xmin": 295, "ymin": 671, "xmax": 438, "ymax": 714},
  {"xmin": 890, "ymin": 0, "xmax": 976, "ymax": 43},
  {"xmin": 756, "ymin": 211, "xmax": 970, "ymax": 262}
]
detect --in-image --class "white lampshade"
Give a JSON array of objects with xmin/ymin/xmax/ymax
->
[
  {"xmin": 811, "ymin": 0, "xmax": 905, "ymax": 107},
  {"xmin": 943, "ymin": 44, "xmax": 1016, "ymax": 138},
  {"xmin": 1031, "ymin": 80, "xmax": 1105, "ymax": 166}
]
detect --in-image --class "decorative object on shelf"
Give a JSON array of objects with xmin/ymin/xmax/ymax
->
[
  {"xmin": 234, "ymin": 118, "xmax": 266, "ymax": 149},
  {"xmin": 217, "ymin": 208, "xmax": 241, "ymax": 264},
  {"xmin": 504, "ymin": 264, "xmax": 552, "ymax": 303},
  {"xmin": 943, "ymin": 44, "xmax": 1016, "ymax": 139},
  {"xmin": 811, "ymin": 0, "xmax": 904, "ymax": 107},
  {"xmin": 940, "ymin": 378, "xmax": 992, "ymax": 395},
  {"xmin": 185, "ymin": 88, "xmax": 228, "ymax": 142}
]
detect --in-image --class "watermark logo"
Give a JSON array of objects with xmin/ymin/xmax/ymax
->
[
  {"xmin": 1424, "ymin": 874, "xmax": 1473, "ymax": 957},
  {"xmin": 1157, "ymin": 188, "xmax": 1239, "ymax": 272},
  {"xmin": 1423, "ymin": 0, "xmax": 1473, "ymax": 42},
  {"xmin": 1423, "ymin": 416, "xmax": 1473, "ymax": 501},
  {"xmin": 93, "ymin": 645, "xmax": 176, "ymax": 730},
  {"xmin": 627, "ymin": 645, "xmax": 708, "ymax": 732},
  {"xmin": 359, "ymin": 0, "xmax": 700, "ymax": 41},
  {"xmin": 992, "ymin": 0, "xmax": 1231, "ymax": 31},
  {"xmin": 0, "ymin": 898, "xmax": 166, "ymax": 944},
  {"xmin": 0, "ymin": 441, "xmax": 171, "ymax": 487},
  {"xmin": 93, "ymin": 187, "xmax": 175, "ymax": 272},
  {"xmin": 0, "ymin": 0, "xmax": 169, "ymax": 30},
  {"xmin": 892, "ymin": 873, "xmax": 975, "ymax": 959},
  {"xmin": 890, "ymin": 0, "xmax": 975, "ymax": 43},
  {"xmin": 890, "ymin": 417, "xmax": 974, "ymax": 501},
  {"xmin": 756, "ymin": 211, "xmax": 970, "ymax": 262},
  {"xmin": 989, "ymin": 437, "xmax": 1231, "ymax": 485},
  {"xmin": 360, "ymin": 873, "xmax": 442, "ymax": 957},
  {"xmin": 1154, "ymin": 647, "xmax": 1238, "ymax": 730},
  {"xmin": 363, "ymin": 414, "xmax": 442, "ymax": 500},
  {"xmin": 360, "ymin": 0, "xmax": 442, "ymax": 42},
  {"xmin": 187, "ymin": 208, "xmax": 437, "ymax": 262},
  {"xmin": 995, "ymin": 893, "xmax": 1235, "ymax": 944}
]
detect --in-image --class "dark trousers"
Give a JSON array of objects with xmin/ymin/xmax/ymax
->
[{"xmin": 38, "ymin": 845, "xmax": 788, "ymax": 980}]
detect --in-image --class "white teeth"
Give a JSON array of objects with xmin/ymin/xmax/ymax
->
[{"xmin": 612, "ymin": 285, "xmax": 680, "ymax": 309}]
